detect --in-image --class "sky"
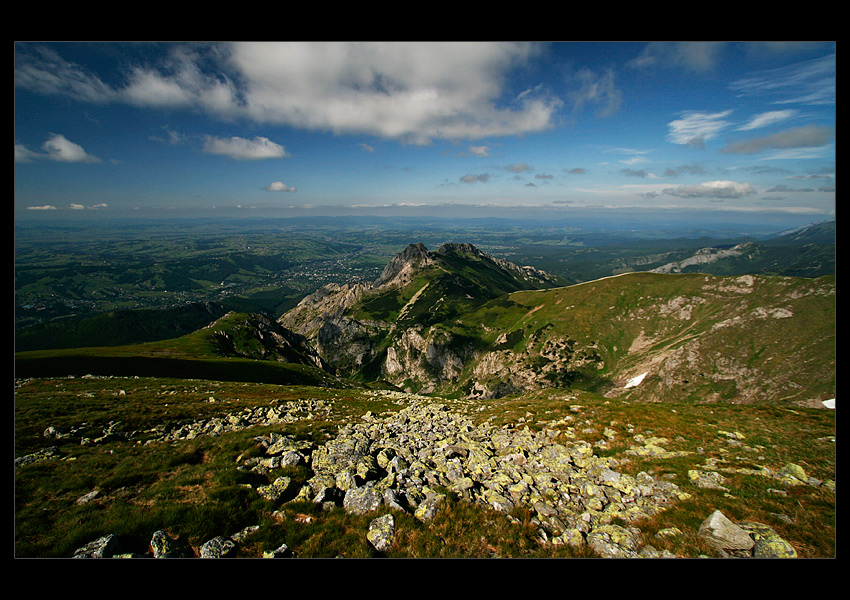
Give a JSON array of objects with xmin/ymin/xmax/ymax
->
[{"xmin": 14, "ymin": 41, "xmax": 836, "ymax": 231}]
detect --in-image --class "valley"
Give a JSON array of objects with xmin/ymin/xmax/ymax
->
[{"xmin": 13, "ymin": 216, "xmax": 835, "ymax": 558}]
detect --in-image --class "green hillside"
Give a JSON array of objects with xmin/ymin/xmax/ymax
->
[
  {"xmin": 445, "ymin": 272, "xmax": 835, "ymax": 404},
  {"xmin": 14, "ymin": 312, "xmax": 349, "ymax": 390}
]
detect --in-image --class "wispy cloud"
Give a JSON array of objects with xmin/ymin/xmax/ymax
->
[
  {"xmin": 729, "ymin": 52, "xmax": 835, "ymax": 106},
  {"xmin": 567, "ymin": 67, "xmax": 622, "ymax": 117},
  {"xmin": 628, "ymin": 42, "xmax": 725, "ymax": 72},
  {"xmin": 736, "ymin": 110, "xmax": 797, "ymax": 131},
  {"xmin": 666, "ymin": 110, "xmax": 733, "ymax": 148}
]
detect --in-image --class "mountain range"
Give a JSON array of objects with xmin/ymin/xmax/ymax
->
[
  {"xmin": 272, "ymin": 240, "xmax": 834, "ymax": 405},
  {"xmin": 15, "ymin": 223, "xmax": 835, "ymax": 407}
]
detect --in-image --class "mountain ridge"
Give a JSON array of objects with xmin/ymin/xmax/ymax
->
[{"xmin": 276, "ymin": 243, "xmax": 834, "ymax": 405}]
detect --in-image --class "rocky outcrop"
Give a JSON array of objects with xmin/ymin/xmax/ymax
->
[
  {"xmin": 382, "ymin": 325, "xmax": 475, "ymax": 393},
  {"xmin": 649, "ymin": 243, "xmax": 757, "ymax": 274},
  {"xmin": 315, "ymin": 316, "xmax": 389, "ymax": 374},
  {"xmin": 209, "ymin": 312, "xmax": 328, "ymax": 370},
  {"xmin": 274, "ymin": 398, "xmax": 692, "ymax": 555}
]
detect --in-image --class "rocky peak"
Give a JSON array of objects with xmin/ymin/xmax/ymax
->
[
  {"xmin": 435, "ymin": 242, "xmax": 486, "ymax": 259},
  {"xmin": 375, "ymin": 242, "xmax": 437, "ymax": 287}
]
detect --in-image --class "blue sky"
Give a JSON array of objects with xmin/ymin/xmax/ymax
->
[{"xmin": 14, "ymin": 41, "xmax": 835, "ymax": 230}]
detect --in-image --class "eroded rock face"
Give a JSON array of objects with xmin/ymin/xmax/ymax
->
[{"xmin": 381, "ymin": 326, "xmax": 474, "ymax": 393}]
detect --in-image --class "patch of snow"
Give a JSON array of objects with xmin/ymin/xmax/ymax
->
[
  {"xmin": 822, "ymin": 398, "xmax": 835, "ymax": 409},
  {"xmin": 624, "ymin": 372, "xmax": 648, "ymax": 389}
]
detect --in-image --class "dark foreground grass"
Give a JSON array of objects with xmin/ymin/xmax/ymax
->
[{"xmin": 14, "ymin": 377, "xmax": 835, "ymax": 558}]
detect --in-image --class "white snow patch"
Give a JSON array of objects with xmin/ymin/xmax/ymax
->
[
  {"xmin": 822, "ymin": 398, "xmax": 835, "ymax": 409},
  {"xmin": 624, "ymin": 372, "xmax": 648, "ymax": 389}
]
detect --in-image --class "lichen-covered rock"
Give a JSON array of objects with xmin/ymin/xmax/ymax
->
[
  {"xmin": 586, "ymin": 524, "xmax": 641, "ymax": 558},
  {"xmin": 72, "ymin": 533, "xmax": 124, "ymax": 558},
  {"xmin": 367, "ymin": 513, "xmax": 395, "ymax": 552},
  {"xmin": 150, "ymin": 530, "xmax": 190, "ymax": 558},
  {"xmin": 263, "ymin": 543, "xmax": 292, "ymax": 558},
  {"xmin": 200, "ymin": 536, "xmax": 236, "ymax": 558},
  {"xmin": 777, "ymin": 463, "xmax": 809, "ymax": 486},
  {"xmin": 688, "ymin": 469, "xmax": 730, "ymax": 491},
  {"xmin": 257, "ymin": 476, "xmax": 295, "ymax": 502},
  {"xmin": 343, "ymin": 486, "xmax": 383, "ymax": 514},
  {"xmin": 740, "ymin": 521, "xmax": 798, "ymax": 558}
]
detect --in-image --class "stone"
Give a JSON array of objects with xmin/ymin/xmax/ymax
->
[
  {"xmin": 263, "ymin": 543, "xmax": 292, "ymax": 558},
  {"xmin": 150, "ymin": 530, "xmax": 190, "ymax": 558},
  {"xmin": 200, "ymin": 536, "xmax": 236, "ymax": 558},
  {"xmin": 343, "ymin": 486, "xmax": 383, "ymax": 515},
  {"xmin": 586, "ymin": 524, "xmax": 640, "ymax": 558},
  {"xmin": 698, "ymin": 510, "xmax": 754, "ymax": 553},
  {"xmin": 72, "ymin": 534, "xmax": 124, "ymax": 558},
  {"xmin": 367, "ymin": 513, "xmax": 395, "ymax": 552}
]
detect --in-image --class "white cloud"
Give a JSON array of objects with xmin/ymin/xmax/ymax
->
[
  {"xmin": 666, "ymin": 110, "xmax": 733, "ymax": 148},
  {"xmin": 203, "ymin": 136, "xmax": 289, "ymax": 160},
  {"xmin": 736, "ymin": 110, "xmax": 797, "ymax": 131},
  {"xmin": 663, "ymin": 180, "xmax": 757, "ymax": 199},
  {"xmin": 14, "ymin": 143, "xmax": 38, "ymax": 163},
  {"xmin": 227, "ymin": 41, "xmax": 561, "ymax": 144},
  {"xmin": 16, "ymin": 135, "xmax": 100, "ymax": 163},
  {"xmin": 26, "ymin": 205, "xmax": 57, "ymax": 210},
  {"xmin": 265, "ymin": 181, "xmax": 296, "ymax": 192},
  {"xmin": 729, "ymin": 52, "xmax": 835, "ymax": 106},
  {"xmin": 41, "ymin": 134, "xmax": 101, "ymax": 163},
  {"xmin": 16, "ymin": 42, "xmax": 561, "ymax": 145},
  {"xmin": 469, "ymin": 145, "xmax": 490, "ymax": 157}
]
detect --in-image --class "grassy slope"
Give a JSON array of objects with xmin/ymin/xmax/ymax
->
[
  {"xmin": 446, "ymin": 272, "xmax": 835, "ymax": 404},
  {"xmin": 14, "ymin": 313, "xmax": 347, "ymax": 389},
  {"xmin": 14, "ymin": 378, "xmax": 835, "ymax": 558}
]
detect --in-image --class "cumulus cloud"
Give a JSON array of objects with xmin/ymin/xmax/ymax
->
[
  {"xmin": 203, "ymin": 136, "xmax": 289, "ymax": 160},
  {"xmin": 663, "ymin": 180, "xmax": 757, "ymax": 199},
  {"xmin": 468, "ymin": 145, "xmax": 490, "ymax": 157},
  {"xmin": 721, "ymin": 125, "xmax": 834, "ymax": 154},
  {"xmin": 68, "ymin": 202, "xmax": 108, "ymax": 210},
  {"xmin": 15, "ymin": 42, "xmax": 561, "ymax": 145},
  {"xmin": 265, "ymin": 181, "xmax": 296, "ymax": 192},
  {"xmin": 42, "ymin": 134, "xmax": 101, "ymax": 162},
  {"xmin": 15, "ymin": 134, "xmax": 100, "ymax": 163},
  {"xmin": 666, "ymin": 110, "xmax": 732, "ymax": 148}
]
